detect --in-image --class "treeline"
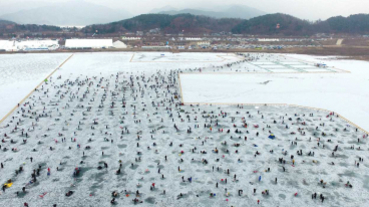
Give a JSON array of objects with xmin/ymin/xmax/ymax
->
[
  {"xmin": 0, "ymin": 21, "xmax": 61, "ymax": 35},
  {"xmin": 0, "ymin": 19, "xmax": 15, "ymax": 25},
  {"xmin": 83, "ymin": 13, "xmax": 369, "ymax": 35},
  {"xmin": 83, "ymin": 14, "xmax": 242, "ymax": 34},
  {"xmin": 1, "ymin": 13, "xmax": 369, "ymax": 36},
  {"xmin": 233, "ymin": 13, "xmax": 369, "ymax": 35}
]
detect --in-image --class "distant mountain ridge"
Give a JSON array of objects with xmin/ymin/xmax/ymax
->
[
  {"xmin": 0, "ymin": 0, "xmax": 133, "ymax": 26},
  {"xmin": 155, "ymin": 5, "xmax": 266, "ymax": 19},
  {"xmin": 149, "ymin": 6, "xmax": 177, "ymax": 14},
  {"xmin": 0, "ymin": 1, "xmax": 54, "ymax": 16}
]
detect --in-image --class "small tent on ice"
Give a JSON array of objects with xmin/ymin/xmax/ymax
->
[{"xmin": 268, "ymin": 134, "xmax": 276, "ymax": 139}]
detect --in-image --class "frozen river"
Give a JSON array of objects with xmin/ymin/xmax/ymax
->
[{"xmin": 0, "ymin": 52, "xmax": 368, "ymax": 207}]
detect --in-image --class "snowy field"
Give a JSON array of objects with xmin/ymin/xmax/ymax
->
[
  {"xmin": 0, "ymin": 53, "xmax": 71, "ymax": 119},
  {"xmin": 0, "ymin": 52, "xmax": 368, "ymax": 207}
]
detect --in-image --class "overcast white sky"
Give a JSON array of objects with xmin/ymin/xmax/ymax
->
[{"xmin": 1, "ymin": 0, "xmax": 368, "ymax": 20}]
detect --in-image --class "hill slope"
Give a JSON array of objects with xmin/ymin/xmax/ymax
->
[
  {"xmin": 232, "ymin": 13, "xmax": 312, "ymax": 35},
  {"xmin": 0, "ymin": 19, "xmax": 16, "ymax": 25},
  {"xmin": 83, "ymin": 14, "xmax": 243, "ymax": 34},
  {"xmin": 232, "ymin": 13, "xmax": 369, "ymax": 35},
  {"xmin": 324, "ymin": 14, "xmax": 369, "ymax": 33}
]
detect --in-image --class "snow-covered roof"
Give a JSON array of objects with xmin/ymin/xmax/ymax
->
[
  {"xmin": 17, "ymin": 40, "xmax": 59, "ymax": 48},
  {"xmin": 113, "ymin": 40, "xmax": 127, "ymax": 49},
  {"xmin": 65, "ymin": 39, "xmax": 113, "ymax": 48},
  {"xmin": 0, "ymin": 40, "xmax": 59, "ymax": 51},
  {"xmin": 0, "ymin": 40, "xmax": 14, "ymax": 50},
  {"xmin": 185, "ymin": 37, "xmax": 202, "ymax": 41}
]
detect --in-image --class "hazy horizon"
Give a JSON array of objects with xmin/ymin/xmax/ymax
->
[{"xmin": 0, "ymin": 0, "xmax": 368, "ymax": 21}]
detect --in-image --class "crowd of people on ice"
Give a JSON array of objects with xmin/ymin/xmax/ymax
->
[{"xmin": 0, "ymin": 54, "xmax": 368, "ymax": 206}]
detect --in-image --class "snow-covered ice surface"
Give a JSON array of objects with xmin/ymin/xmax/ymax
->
[
  {"xmin": 0, "ymin": 53, "xmax": 71, "ymax": 119},
  {"xmin": 0, "ymin": 52, "xmax": 368, "ymax": 207},
  {"xmin": 131, "ymin": 53, "xmax": 228, "ymax": 62},
  {"xmin": 181, "ymin": 54, "xmax": 369, "ymax": 132},
  {"xmin": 0, "ymin": 52, "xmax": 238, "ymax": 121},
  {"xmin": 58, "ymin": 52, "xmax": 241, "ymax": 76},
  {"xmin": 220, "ymin": 53, "xmax": 346, "ymax": 73}
]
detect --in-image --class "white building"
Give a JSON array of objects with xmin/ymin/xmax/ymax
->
[
  {"xmin": 185, "ymin": 37, "xmax": 202, "ymax": 41},
  {"xmin": 257, "ymin": 38, "xmax": 280, "ymax": 42},
  {"xmin": 197, "ymin": 41, "xmax": 211, "ymax": 46},
  {"xmin": 113, "ymin": 40, "xmax": 127, "ymax": 49},
  {"xmin": 0, "ymin": 40, "xmax": 15, "ymax": 51},
  {"xmin": 121, "ymin": 37, "xmax": 141, "ymax": 41},
  {"xmin": 141, "ymin": 45, "xmax": 171, "ymax": 50},
  {"xmin": 0, "ymin": 39, "xmax": 59, "ymax": 52},
  {"xmin": 19, "ymin": 40, "xmax": 59, "ymax": 51},
  {"xmin": 65, "ymin": 39, "xmax": 113, "ymax": 49}
]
